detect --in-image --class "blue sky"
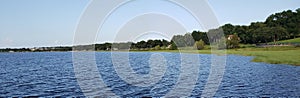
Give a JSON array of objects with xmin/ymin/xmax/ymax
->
[{"xmin": 0, "ymin": 0, "xmax": 299, "ymax": 48}]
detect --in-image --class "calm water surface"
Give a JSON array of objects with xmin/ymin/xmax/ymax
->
[{"xmin": 0, "ymin": 52, "xmax": 299, "ymax": 97}]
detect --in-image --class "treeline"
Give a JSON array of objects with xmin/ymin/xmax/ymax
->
[
  {"xmin": 168, "ymin": 8, "xmax": 300, "ymax": 49},
  {"xmin": 221, "ymin": 7, "xmax": 299, "ymax": 44},
  {"xmin": 190, "ymin": 8, "xmax": 300, "ymax": 45},
  {"xmin": 0, "ymin": 46, "xmax": 72, "ymax": 52},
  {"xmin": 94, "ymin": 39, "xmax": 176, "ymax": 51},
  {"xmin": 0, "ymin": 48, "xmax": 31, "ymax": 52},
  {"xmin": 0, "ymin": 40, "xmax": 174, "ymax": 52}
]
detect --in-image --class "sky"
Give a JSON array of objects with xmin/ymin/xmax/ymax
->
[{"xmin": 0, "ymin": 0, "xmax": 299, "ymax": 48}]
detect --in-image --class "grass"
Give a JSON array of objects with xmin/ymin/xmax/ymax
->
[
  {"xmin": 131, "ymin": 46, "xmax": 300, "ymax": 66},
  {"xmin": 192, "ymin": 46, "xmax": 300, "ymax": 66},
  {"xmin": 268, "ymin": 38, "xmax": 300, "ymax": 44},
  {"xmin": 225, "ymin": 47, "xmax": 300, "ymax": 66},
  {"xmin": 277, "ymin": 38, "xmax": 300, "ymax": 43}
]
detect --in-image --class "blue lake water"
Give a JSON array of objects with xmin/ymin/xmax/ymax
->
[{"xmin": 0, "ymin": 52, "xmax": 299, "ymax": 97}]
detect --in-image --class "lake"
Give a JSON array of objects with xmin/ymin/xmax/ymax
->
[{"xmin": 0, "ymin": 52, "xmax": 299, "ymax": 97}]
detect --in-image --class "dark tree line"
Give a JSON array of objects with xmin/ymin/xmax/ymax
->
[
  {"xmin": 176, "ymin": 8, "xmax": 300, "ymax": 45},
  {"xmin": 0, "ymin": 47, "xmax": 72, "ymax": 52},
  {"xmin": 0, "ymin": 48, "xmax": 31, "ymax": 52},
  {"xmin": 221, "ymin": 8, "xmax": 300, "ymax": 44},
  {"xmin": 94, "ymin": 39, "xmax": 172, "ymax": 50}
]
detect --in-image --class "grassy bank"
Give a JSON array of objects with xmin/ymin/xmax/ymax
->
[
  {"xmin": 276, "ymin": 38, "xmax": 300, "ymax": 43},
  {"xmin": 226, "ymin": 47, "xmax": 300, "ymax": 66},
  {"xmin": 130, "ymin": 46, "xmax": 300, "ymax": 66}
]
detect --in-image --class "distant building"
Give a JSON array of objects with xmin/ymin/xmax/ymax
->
[
  {"xmin": 227, "ymin": 35, "xmax": 235, "ymax": 40},
  {"xmin": 30, "ymin": 48, "xmax": 37, "ymax": 51},
  {"xmin": 227, "ymin": 34, "xmax": 240, "ymax": 41}
]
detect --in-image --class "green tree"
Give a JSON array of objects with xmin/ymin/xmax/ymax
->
[
  {"xmin": 233, "ymin": 25, "xmax": 248, "ymax": 44},
  {"xmin": 191, "ymin": 30, "xmax": 201, "ymax": 41},
  {"xmin": 269, "ymin": 26, "xmax": 289, "ymax": 42},
  {"xmin": 222, "ymin": 23, "xmax": 235, "ymax": 35},
  {"xmin": 146, "ymin": 40, "xmax": 155, "ymax": 48},
  {"xmin": 191, "ymin": 31, "xmax": 209, "ymax": 44},
  {"xmin": 265, "ymin": 9, "xmax": 299, "ymax": 38},
  {"xmin": 153, "ymin": 39, "xmax": 163, "ymax": 46},
  {"xmin": 136, "ymin": 41, "xmax": 147, "ymax": 48},
  {"xmin": 162, "ymin": 39, "xmax": 170, "ymax": 47},
  {"xmin": 169, "ymin": 41, "xmax": 178, "ymax": 50}
]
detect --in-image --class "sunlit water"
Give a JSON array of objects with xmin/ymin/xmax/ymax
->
[{"xmin": 0, "ymin": 52, "xmax": 299, "ymax": 97}]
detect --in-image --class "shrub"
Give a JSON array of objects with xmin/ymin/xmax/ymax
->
[
  {"xmin": 169, "ymin": 42, "xmax": 178, "ymax": 50},
  {"xmin": 161, "ymin": 46, "xmax": 167, "ymax": 50},
  {"xmin": 194, "ymin": 40, "xmax": 205, "ymax": 50},
  {"xmin": 226, "ymin": 34, "xmax": 240, "ymax": 49},
  {"xmin": 154, "ymin": 45, "xmax": 161, "ymax": 50}
]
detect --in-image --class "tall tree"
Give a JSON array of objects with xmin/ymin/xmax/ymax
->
[
  {"xmin": 191, "ymin": 31, "xmax": 201, "ymax": 41},
  {"xmin": 162, "ymin": 39, "xmax": 170, "ymax": 47},
  {"xmin": 269, "ymin": 26, "xmax": 289, "ymax": 42},
  {"xmin": 222, "ymin": 23, "xmax": 235, "ymax": 35}
]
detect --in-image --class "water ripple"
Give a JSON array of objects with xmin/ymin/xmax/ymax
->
[{"xmin": 0, "ymin": 52, "xmax": 299, "ymax": 97}]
